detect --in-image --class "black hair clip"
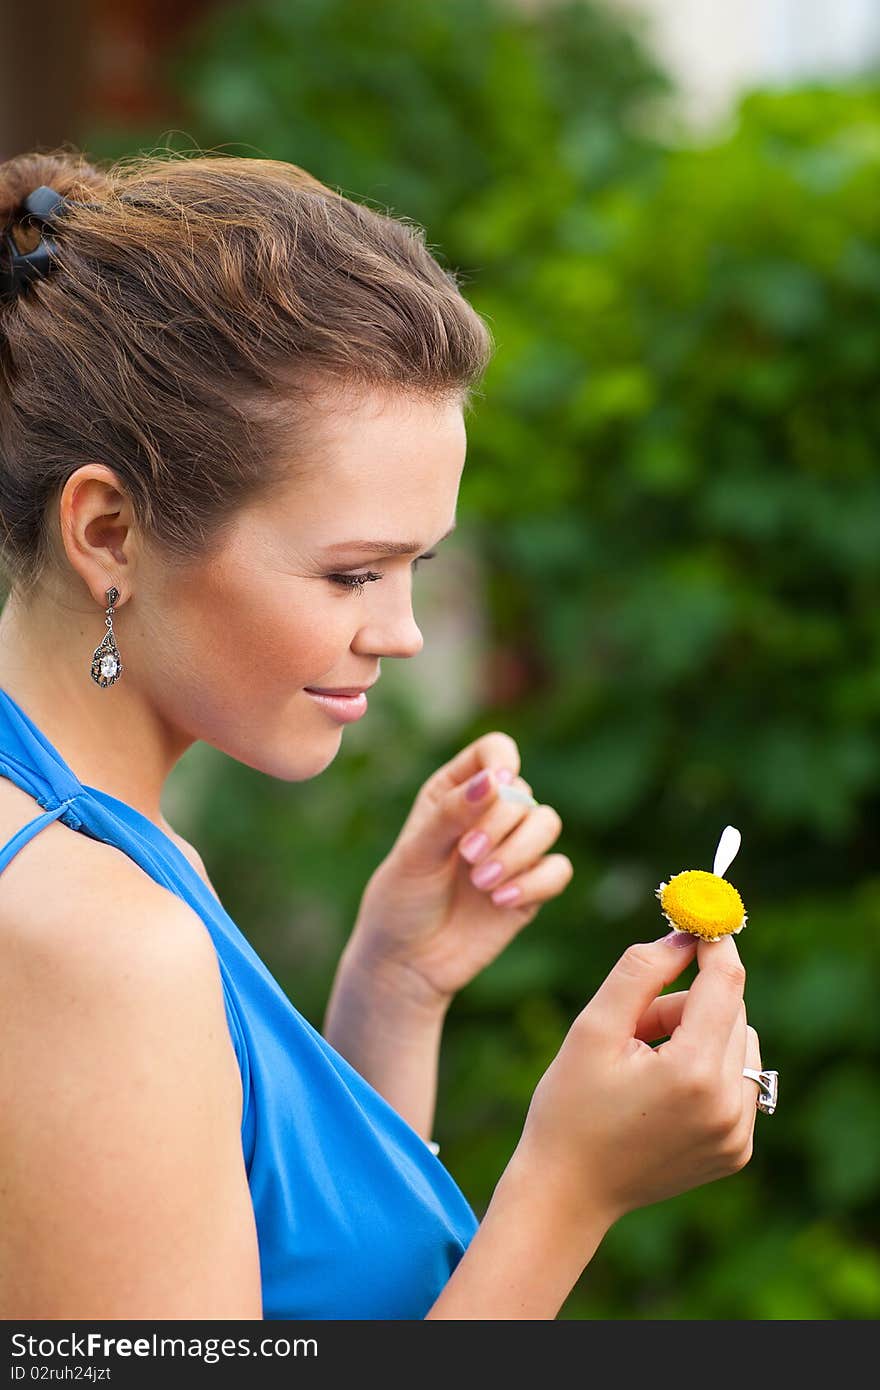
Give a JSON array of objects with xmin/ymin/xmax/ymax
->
[{"xmin": 0, "ymin": 184, "xmax": 70, "ymax": 304}]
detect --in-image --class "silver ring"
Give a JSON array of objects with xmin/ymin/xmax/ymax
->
[{"xmin": 742, "ymin": 1067, "xmax": 778, "ymax": 1115}]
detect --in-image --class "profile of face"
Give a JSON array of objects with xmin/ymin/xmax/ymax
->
[{"xmin": 128, "ymin": 387, "xmax": 467, "ymax": 782}]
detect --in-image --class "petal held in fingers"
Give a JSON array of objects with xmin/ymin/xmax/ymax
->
[{"xmin": 496, "ymin": 784, "xmax": 539, "ymax": 808}]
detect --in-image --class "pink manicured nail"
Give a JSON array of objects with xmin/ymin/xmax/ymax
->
[
  {"xmin": 472, "ymin": 859, "xmax": 503, "ymax": 889},
  {"xmin": 460, "ymin": 830, "xmax": 489, "ymax": 863},
  {"xmin": 466, "ymin": 770, "xmax": 491, "ymax": 801},
  {"xmin": 659, "ymin": 930, "xmax": 697, "ymax": 948},
  {"xmin": 496, "ymin": 768, "xmax": 515, "ymax": 784},
  {"xmin": 491, "ymin": 884, "xmax": 521, "ymax": 906}
]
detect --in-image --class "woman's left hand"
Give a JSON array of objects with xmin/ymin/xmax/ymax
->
[{"xmin": 347, "ymin": 733, "xmax": 574, "ymax": 1008}]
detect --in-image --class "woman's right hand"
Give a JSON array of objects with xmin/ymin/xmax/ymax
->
[{"xmin": 512, "ymin": 931, "xmax": 762, "ymax": 1234}]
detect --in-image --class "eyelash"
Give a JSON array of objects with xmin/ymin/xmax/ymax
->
[{"xmin": 328, "ymin": 552, "xmax": 437, "ymax": 595}]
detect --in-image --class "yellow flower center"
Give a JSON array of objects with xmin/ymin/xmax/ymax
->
[{"xmin": 658, "ymin": 870, "xmax": 745, "ymax": 940}]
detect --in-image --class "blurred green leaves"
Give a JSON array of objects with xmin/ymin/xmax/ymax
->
[{"xmin": 163, "ymin": 0, "xmax": 667, "ymax": 229}]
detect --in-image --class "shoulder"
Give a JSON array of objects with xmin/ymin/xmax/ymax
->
[
  {"xmin": 0, "ymin": 780, "xmax": 259, "ymax": 1317},
  {"xmin": 0, "ymin": 773, "xmax": 144, "ymax": 894},
  {"xmin": 0, "ymin": 775, "xmax": 235, "ymax": 1076},
  {"xmin": 0, "ymin": 774, "xmax": 202, "ymax": 931}
]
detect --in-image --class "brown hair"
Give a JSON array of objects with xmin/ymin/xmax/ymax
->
[{"xmin": 0, "ymin": 146, "xmax": 494, "ymax": 603}]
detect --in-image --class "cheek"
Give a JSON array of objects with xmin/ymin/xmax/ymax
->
[{"xmin": 176, "ymin": 569, "xmax": 351, "ymax": 693}]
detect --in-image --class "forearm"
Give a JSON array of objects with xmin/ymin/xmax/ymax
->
[
  {"xmin": 425, "ymin": 1154, "xmax": 613, "ymax": 1319},
  {"xmin": 322, "ymin": 944, "xmax": 449, "ymax": 1141}
]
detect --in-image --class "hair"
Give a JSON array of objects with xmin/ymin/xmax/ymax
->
[{"xmin": 0, "ymin": 146, "xmax": 494, "ymax": 604}]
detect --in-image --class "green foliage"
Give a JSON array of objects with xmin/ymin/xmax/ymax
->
[{"xmin": 84, "ymin": 2, "xmax": 880, "ymax": 1319}]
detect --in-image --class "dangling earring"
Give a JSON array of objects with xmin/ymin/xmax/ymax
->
[{"xmin": 90, "ymin": 586, "xmax": 123, "ymax": 687}]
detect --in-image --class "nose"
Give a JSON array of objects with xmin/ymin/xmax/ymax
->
[
  {"xmin": 352, "ymin": 570, "xmax": 426, "ymax": 657},
  {"xmin": 354, "ymin": 610, "xmax": 424, "ymax": 659}
]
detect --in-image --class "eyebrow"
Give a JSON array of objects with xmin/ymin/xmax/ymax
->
[{"xmin": 320, "ymin": 521, "xmax": 458, "ymax": 557}]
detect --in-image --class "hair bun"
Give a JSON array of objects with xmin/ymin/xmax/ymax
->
[
  {"xmin": 0, "ymin": 185, "xmax": 70, "ymax": 304},
  {"xmin": 0, "ymin": 150, "xmax": 111, "ymax": 235},
  {"xmin": 0, "ymin": 153, "xmax": 110, "ymax": 311}
]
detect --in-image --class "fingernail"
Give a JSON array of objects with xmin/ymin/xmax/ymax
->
[
  {"xmin": 472, "ymin": 859, "xmax": 504, "ymax": 889},
  {"xmin": 496, "ymin": 768, "xmax": 515, "ymax": 785},
  {"xmin": 460, "ymin": 830, "xmax": 489, "ymax": 863},
  {"xmin": 466, "ymin": 770, "xmax": 492, "ymax": 801},
  {"xmin": 658, "ymin": 930, "xmax": 697, "ymax": 948},
  {"xmin": 491, "ymin": 884, "xmax": 521, "ymax": 906}
]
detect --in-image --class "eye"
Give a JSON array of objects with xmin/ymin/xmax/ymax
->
[{"xmin": 327, "ymin": 551, "xmax": 437, "ymax": 597}]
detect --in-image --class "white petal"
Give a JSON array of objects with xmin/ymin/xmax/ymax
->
[
  {"xmin": 497, "ymin": 784, "xmax": 539, "ymax": 807},
  {"xmin": 713, "ymin": 825, "xmax": 741, "ymax": 878}
]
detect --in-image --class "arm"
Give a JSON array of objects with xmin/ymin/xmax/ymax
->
[
  {"xmin": 322, "ymin": 939, "xmax": 450, "ymax": 1142},
  {"xmin": 425, "ymin": 1152, "xmax": 613, "ymax": 1319}
]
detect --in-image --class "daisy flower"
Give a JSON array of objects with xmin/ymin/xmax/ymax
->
[{"xmin": 655, "ymin": 825, "xmax": 747, "ymax": 942}]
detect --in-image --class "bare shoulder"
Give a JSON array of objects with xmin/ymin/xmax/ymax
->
[
  {"xmin": 0, "ymin": 776, "xmax": 261, "ymax": 1318},
  {"xmin": 0, "ymin": 775, "xmax": 231, "ymax": 1054},
  {"xmin": 0, "ymin": 774, "xmax": 214, "ymax": 934}
]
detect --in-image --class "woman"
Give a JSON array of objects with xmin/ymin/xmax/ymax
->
[{"xmin": 0, "ymin": 149, "xmax": 764, "ymax": 1319}]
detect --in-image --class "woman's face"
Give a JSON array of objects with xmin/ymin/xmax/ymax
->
[{"xmin": 143, "ymin": 389, "xmax": 467, "ymax": 781}]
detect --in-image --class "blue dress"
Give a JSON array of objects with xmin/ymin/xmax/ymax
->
[{"xmin": 0, "ymin": 686, "xmax": 478, "ymax": 1318}]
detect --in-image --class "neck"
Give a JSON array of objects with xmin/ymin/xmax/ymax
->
[{"xmin": 0, "ymin": 587, "xmax": 193, "ymax": 834}]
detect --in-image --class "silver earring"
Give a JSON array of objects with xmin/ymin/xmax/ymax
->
[{"xmin": 90, "ymin": 586, "xmax": 123, "ymax": 687}]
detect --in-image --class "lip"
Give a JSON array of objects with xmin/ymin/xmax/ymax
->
[
  {"xmin": 305, "ymin": 688, "xmax": 370, "ymax": 723},
  {"xmin": 304, "ymin": 683, "xmax": 377, "ymax": 696}
]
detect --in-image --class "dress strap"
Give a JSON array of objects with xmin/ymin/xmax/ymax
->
[{"xmin": 0, "ymin": 796, "xmax": 80, "ymax": 874}]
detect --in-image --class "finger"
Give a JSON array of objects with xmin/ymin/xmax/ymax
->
[
  {"xmin": 721, "ymin": 1000, "xmax": 748, "ymax": 1092},
  {"xmin": 480, "ymin": 852, "xmax": 574, "ymax": 911},
  {"xmin": 438, "ymin": 769, "xmax": 535, "ymax": 861},
  {"xmin": 457, "ymin": 777, "xmax": 541, "ymax": 865},
  {"xmin": 406, "ymin": 764, "xmax": 517, "ymax": 866},
  {"xmin": 461, "ymin": 800, "xmax": 562, "ymax": 887},
  {"xmin": 678, "ymin": 934, "xmax": 746, "ymax": 1061},
  {"xmin": 713, "ymin": 1007, "xmax": 762, "ymax": 1168},
  {"xmin": 424, "ymin": 733, "xmax": 521, "ymax": 803},
  {"xmin": 721, "ymin": 1022, "xmax": 764, "ymax": 1164},
  {"xmin": 740, "ymin": 1023, "xmax": 763, "ymax": 1127},
  {"xmin": 634, "ymin": 989, "xmax": 688, "ymax": 1043},
  {"xmin": 579, "ymin": 935, "xmax": 698, "ymax": 1044}
]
